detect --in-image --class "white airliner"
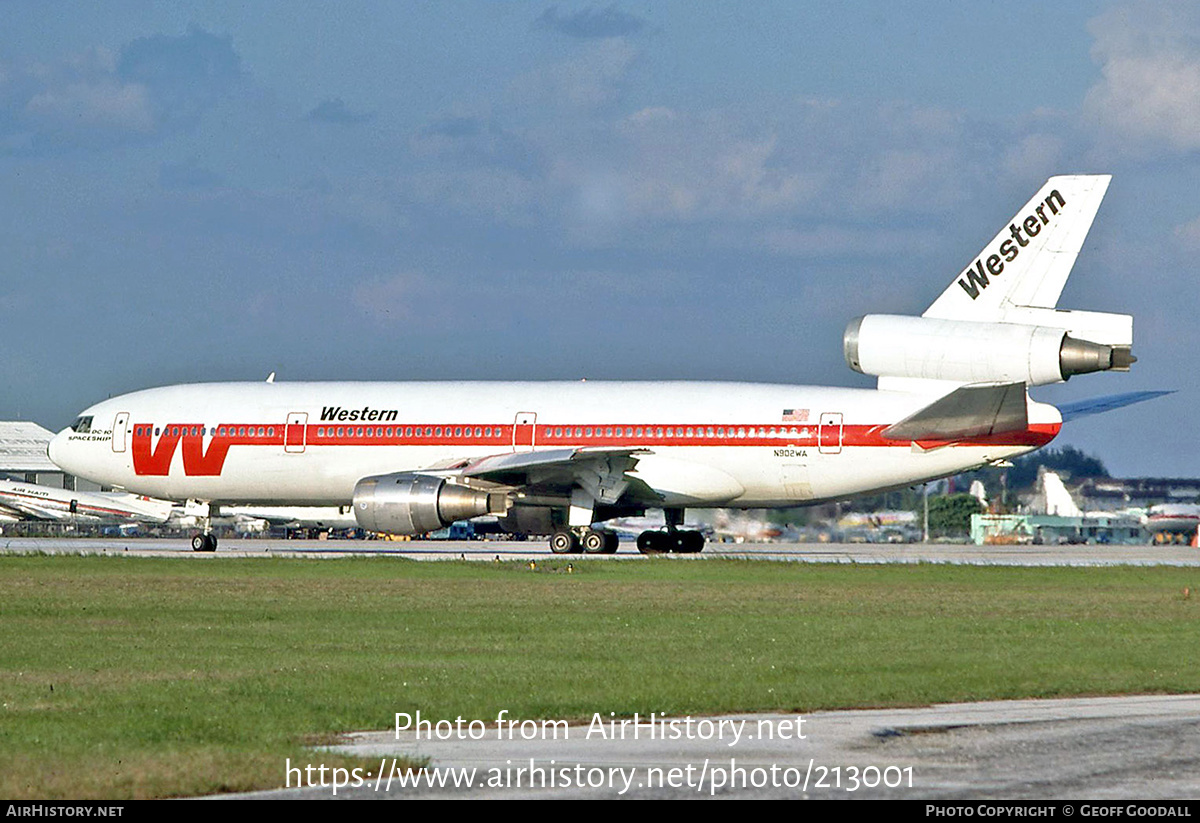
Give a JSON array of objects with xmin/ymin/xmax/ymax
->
[
  {"xmin": 0, "ymin": 477, "xmax": 174, "ymax": 525},
  {"xmin": 49, "ymin": 175, "xmax": 1158, "ymax": 553}
]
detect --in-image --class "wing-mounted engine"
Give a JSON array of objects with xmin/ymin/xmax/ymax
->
[
  {"xmin": 353, "ymin": 472, "xmax": 507, "ymax": 535},
  {"xmin": 843, "ymin": 314, "xmax": 1134, "ymax": 387}
]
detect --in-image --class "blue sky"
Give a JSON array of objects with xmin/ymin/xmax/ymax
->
[{"xmin": 1, "ymin": 2, "xmax": 1196, "ymax": 477}]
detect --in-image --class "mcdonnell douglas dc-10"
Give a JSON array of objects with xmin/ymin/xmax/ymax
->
[{"xmin": 49, "ymin": 175, "xmax": 1160, "ymax": 552}]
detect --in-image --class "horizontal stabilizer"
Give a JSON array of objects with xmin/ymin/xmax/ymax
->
[
  {"xmin": 882, "ymin": 382, "xmax": 1028, "ymax": 441},
  {"xmin": 1056, "ymin": 390, "xmax": 1173, "ymax": 423}
]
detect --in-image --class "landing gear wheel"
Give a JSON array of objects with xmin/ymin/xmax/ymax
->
[
  {"xmin": 602, "ymin": 531, "xmax": 619, "ymax": 554},
  {"xmin": 581, "ymin": 529, "xmax": 607, "ymax": 553},
  {"xmin": 637, "ymin": 531, "xmax": 668, "ymax": 554},
  {"xmin": 191, "ymin": 534, "xmax": 217, "ymax": 552},
  {"xmin": 679, "ymin": 530, "xmax": 705, "ymax": 554},
  {"xmin": 549, "ymin": 530, "xmax": 579, "ymax": 554}
]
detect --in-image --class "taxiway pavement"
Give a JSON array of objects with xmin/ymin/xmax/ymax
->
[{"xmin": 2, "ymin": 536, "xmax": 1198, "ymax": 566}]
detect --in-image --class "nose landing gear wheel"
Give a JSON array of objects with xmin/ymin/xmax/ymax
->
[{"xmin": 191, "ymin": 534, "xmax": 217, "ymax": 552}]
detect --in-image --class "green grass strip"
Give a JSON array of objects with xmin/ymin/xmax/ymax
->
[{"xmin": 1, "ymin": 556, "xmax": 1198, "ymax": 798}]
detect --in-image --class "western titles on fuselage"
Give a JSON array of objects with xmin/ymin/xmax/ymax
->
[{"xmin": 320, "ymin": 405, "xmax": 399, "ymax": 422}]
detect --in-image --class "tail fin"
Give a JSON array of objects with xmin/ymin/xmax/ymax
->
[{"xmin": 924, "ymin": 175, "xmax": 1112, "ymax": 321}]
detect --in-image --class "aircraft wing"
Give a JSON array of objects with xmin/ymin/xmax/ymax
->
[
  {"xmin": 882, "ymin": 382, "xmax": 1028, "ymax": 441},
  {"xmin": 0, "ymin": 497, "xmax": 71, "ymax": 521},
  {"xmin": 460, "ymin": 446, "xmax": 657, "ymax": 506}
]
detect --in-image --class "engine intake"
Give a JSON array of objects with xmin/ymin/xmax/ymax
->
[
  {"xmin": 353, "ymin": 472, "xmax": 507, "ymax": 535},
  {"xmin": 844, "ymin": 314, "xmax": 1134, "ymax": 386}
]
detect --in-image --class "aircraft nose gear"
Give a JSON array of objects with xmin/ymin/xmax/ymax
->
[{"xmin": 191, "ymin": 533, "xmax": 217, "ymax": 552}]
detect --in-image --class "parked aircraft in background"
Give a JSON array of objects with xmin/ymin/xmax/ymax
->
[
  {"xmin": 1146, "ymin": 504, "xmax": 1200, "ymax": 537},
  {"xmin": 49, "ymin": 175, "xmax": 1159, "ymax": 553},
  {"xmin": 170, "ymin": 500, "xmax": 359, "ymax": 532},
  {"xmin": 0, "ymin": 477, "xmax": 173, "ymax": 525}
]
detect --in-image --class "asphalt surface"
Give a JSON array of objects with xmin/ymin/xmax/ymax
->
[
  {"xmin": 233, "ymin": 694, "xmax": 1200, "ymax": 799},
  {"xmin": 3, "ymin": 536, "xmax": 1199, "ymax": 566}
]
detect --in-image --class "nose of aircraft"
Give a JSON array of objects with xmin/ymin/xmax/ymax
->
[{"xmin": 47, "ymin": 428, "xmax": 70, "ymax": 470}]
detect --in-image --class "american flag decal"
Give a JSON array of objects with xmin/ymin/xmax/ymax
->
[{"xmin": 782, "ymin": 409, "xmax": 809, "ymax": 422}]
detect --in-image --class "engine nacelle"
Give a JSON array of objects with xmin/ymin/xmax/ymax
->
[
  {"xmin": 844, "ymin": 315, "xmax": 1133, "ymax": 387},
  {"xmin": 353, "ymin": 472, "xmax": 507, "ymax": 535}
]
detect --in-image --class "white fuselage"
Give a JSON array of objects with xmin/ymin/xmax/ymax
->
[{"xmin": 48, "ymin": 381, "xmax": 1061, "ymax": 511}]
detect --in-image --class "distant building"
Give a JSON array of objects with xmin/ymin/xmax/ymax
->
[
  {"xmin": 970, "ymin": 513, "xmax": 1146, "ymax": 546},
  {"xmin": 1077, "ymin": 478, "xmax": 1200, "ymax": 510},
  {"xmin": 0, "ymin": 421, "xmax": 100, "ymax": 491}
]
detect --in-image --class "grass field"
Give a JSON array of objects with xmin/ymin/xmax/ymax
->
[{"xmin": 1, "ymin": 555, "xmax": 1198, "ymax": 798}]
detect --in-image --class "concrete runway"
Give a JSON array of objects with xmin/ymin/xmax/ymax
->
[
  {"xmin": 236, "ymin": 694, "xmax": 1200, "ymax": 799},
  {"xmin": 3, "ymin": 535, "xmax": 1198, "ymax": 566}
]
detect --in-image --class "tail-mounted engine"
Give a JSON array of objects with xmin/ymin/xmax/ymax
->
[
  {"xmin": 843, "ymin": 314, "xmax": 1135, "ymax": 387},
  {"xmin": 353, "ymin": 472, "xmax": 507, "ymax": 535}
]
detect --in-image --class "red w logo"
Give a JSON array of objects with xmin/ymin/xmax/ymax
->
[{"xmin": 132, "ymin": 426, "xmax": 232, "ymax": 476}]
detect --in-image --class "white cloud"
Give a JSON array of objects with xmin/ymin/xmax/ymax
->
[
  {"xmin": 25, "ymin": 79, "xmax": 154, "ymax": 134},
  {"xmin": 757, "ymin": 225, "xmax": 944, "ymax": 259},
  {"xmin": 1173, "ymin": 213, "xmax": 1200, "ymax": 250},
  {"xmin": 1001, "ymin": 133, "xmax": 1066, "ymax": 180},
  {"xmin": 1084, "ymin": 2, "xmax": 1200, "ymax": 152},
  {"xmin": 512, "ymin": 38, "xmax": 638, "ymax": 109}
]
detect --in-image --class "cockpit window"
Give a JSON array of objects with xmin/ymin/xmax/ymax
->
[{"xmin": 71, "ymin": 416, "xmax": 93, "ymax": 433}]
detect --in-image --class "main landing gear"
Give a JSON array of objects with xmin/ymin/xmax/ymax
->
[
  {"xmin": 549, "ymin": 527, "xmax": 619, "ymax": 554},
  {"xmin": 191, "ymin": 533, "xmax": 218, "ymax": 552},
  {"xmin": 636, "ymin": 530, "xmax": 705, "ymax": 554}
]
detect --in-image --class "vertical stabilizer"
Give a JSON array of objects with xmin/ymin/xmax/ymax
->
[
  {"xmin": 1039, "ymin": 470, "xmax": 1082, "ymax": 518},
  {"xmin": 924, "ymin": 175, "xmax": 1111, "ymax": 321}
]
